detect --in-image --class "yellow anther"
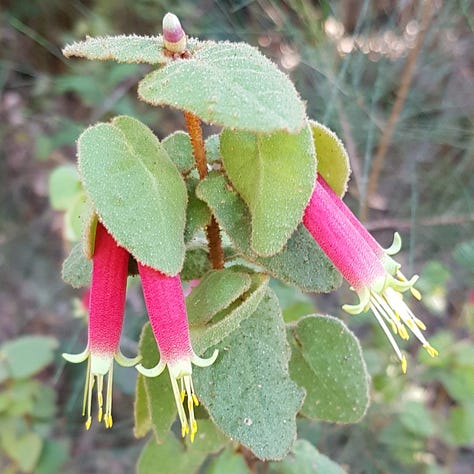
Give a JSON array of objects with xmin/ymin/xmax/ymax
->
[
  {"xmin": 181, "ymin": 422, "xmax": 189, "ymax": 438},
  {"xmin": 399, "ymin": 325, "xmax": 409, "ymax": 340},
  {"xmin": 192, "ymin": 394, "xmax": 199, "ymax": 406},
  {"xmin": 415, "ymin": 318, "xmax": 427, "ymax": 331},
  {"xmin": 85, "ymin": 417, "xmax": 92, "ymax": 430},
  {"xmin": 406, "ymin": 319, "xmax": 415, "ymax": 330},
  {"xmin": 98, "ymin": 407, "xmax": 103, "ymax": 422},
  {"xmin": 424, "ymin": 344, "xmax": 438, "ymax": 357},
  {"xmin": 390, "ymin": 320, "xmax": 398, "ymax": 334},
  {"xmin": 411, "ymin": 287, "xmax": 421, "ymax": 300},
  {"xmin": 104, "ymin": 414, "xmax": 113, "ymax": 428},
  {"xmin": 401, "ymin": 355, "xmax": 407, "ymax": 374},
  {"xmin": 190, "ymin": 420, "xmax": 198, "ymax": 443},
  {"xmin": 180, "ymin": 390, "xmax": 186, "ymax": 403}
]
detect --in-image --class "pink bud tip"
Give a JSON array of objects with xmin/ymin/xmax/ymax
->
[{"xmin": 163, "ymin": 13, "xmax": 185, "ymax": 46}]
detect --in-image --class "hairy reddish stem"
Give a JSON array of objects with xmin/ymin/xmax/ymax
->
[{"xmin": 184, "ymin": 111, "xmax": 224, "ymax": 270}]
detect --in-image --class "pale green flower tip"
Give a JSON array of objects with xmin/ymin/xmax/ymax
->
[
  {"xmin": 385, "ymin": 232, "xmax": 402, "ymax": 256},
  {"xmin": 342, "ymin": 301, "xmax": 365, "ymax": 315},
  {"xmin": 115, "ymin": 350, "xmax": 142, "ymax": 367},
  {"xmin": 62, "ymin": 348, "xmax": 89, "ymax": 364},
  {"xmin": 192, "ymin": 349, "xmax": 219, "ymax": 368},
  {"xmin": 136, "ymin": 359, "xmax": 166, "ymax": 378}
]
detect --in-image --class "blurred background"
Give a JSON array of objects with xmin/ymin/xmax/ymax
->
[{"xmin": 1, "ymin": 0, "xmax": 473, "ymax": 472}]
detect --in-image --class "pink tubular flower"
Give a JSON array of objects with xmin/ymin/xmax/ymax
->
[
  {"xmin": 303, "ymin": 177, "xmax": 437, "ymax": 372},
  {"xmin": 136, "ymin": 263, "xmax": 218, "ymax": 442},
  {"xmin": 63, "ymin": 222, "xmax": 140, "ymax": 429}
]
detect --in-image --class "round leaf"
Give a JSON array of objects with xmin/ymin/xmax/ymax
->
[
  {"xmin": 288, "ymin": 315, "xmax": 370, "ymax": 423},
  {"xmin": 138, "ymin": 41, "xmax": 306, "ymax": 133},
  {"xmin": 78, "ymin": 115, "xmax": 187, "ymax": 275}
]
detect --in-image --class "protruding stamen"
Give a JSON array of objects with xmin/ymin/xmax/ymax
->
[
  {"xmin": 424, "ymin": 344, "xmax": 438, "ymax": 357},
  {"xmin": 401, "ymin": 355, "xmax": 407, "ymax": 374}
]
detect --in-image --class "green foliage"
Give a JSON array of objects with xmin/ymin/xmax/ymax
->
[
  {"xmin": 63, "ymin": 34, "xmax": 201, "ymax": 64},
  {"xmin": 288, "ymin": 315, "xmax": 369, "ymax": 422},
  {"xmin": 195, "ymin": 288, "xmax": 304, "ymax": 460},
  {"xmin": 185, "ymin": 178, "xmax": 212, "ymax": 243},
  {"xmin": 138, "ymin": 42, "xmax": 306, "ymax": 133},
  {"xmin": 1, "ymin": 336, "xmax": 57, "ymax": 379},
  {"xmin": 186, "ymin": 269, "xmax": 252, "ymax": 326},
  {"xmin": 0, "ymin": 336, "xmax": 68, "ymax": 473},
  {"xmin": 137, "ymin": 323, "xmax": 177, "ymax": 443},
  {"xmin": 220, "ymin": 124, "xmax": 316, "ymax": 256},
  {"xmin": 78, "ymin": 115, "xmax": 187, "ymax": 274},
  {"xmin": 61, "ymin": 242, "xmax": 92, "ymax": 288},
  {"xmin": 309, "ymin": 121, "xmax": 350, "ymax": 197},
  {"xmin": 162, "ymin": 131, "xmax": 195, "ymax": 174},
  {"xmin": 197, "ymin": 172, "xmax": 342, "ymax": 292},
  {"xmin": 268, "ymin": 439, "xmax": 346, "ymax": 474}
]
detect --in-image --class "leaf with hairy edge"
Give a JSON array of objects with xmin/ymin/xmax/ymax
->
[
  {"xmin": 78, "ymin": 115, "xmax": 187, "ymax": 275},
  {"xmin": 221, "ymin": 125, "xmax": 316, "ymax": 256},
  {"xmin": 194, "ymin": 288, "xmax": 304, "ymax": 460},
  {"xmin": 61, "ymin": 243, "xmax": 92, "ymax": 288},
  {"xmin": 196, "ymin": 172, "xmax": 341, "ymax": 293},
  {"xmin": 288, "ymin": 315, "xmax": 370, "ymax": 423},
  {"xmin": 137, "ymin": 323, "xmax": 177, "ymax": 443},
  {"xmin": 187, "ymin": 269, "xmax": 251, "ymax": 326},
  {"xmin": 191, "ymin": 273, "xmax": 269, "ymax": 355},
  {"xmin": 310, "ymin": 120, "xmax": 350, "ymax": 197},
  {"xmin": 63, "ymin": 35, "xmax": 201, "ymax": 65},
  {"xmin": 181, "ymin": 247, "xmax": 211, "ymax": 281},
  {"xmin": 138, "ymin": 41, "xmax": 306, "ymax": 133},
  {"xmin": 162, "ymin": 131, "xmax": 195, "ymax": 174}
]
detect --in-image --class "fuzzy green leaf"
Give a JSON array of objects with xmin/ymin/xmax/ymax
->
[
  {"xmin": 194, "ymin": 288, "xmax": 304, "ymax": 461},
  {"xmin": 187, "ymin": 269, "xmax": 252, "ymax": 326},
  {"xmin": 288, "ymin": 315, "xmax": 369, "ymax": 423},
  {"xmin": 137, "ymin": 323, "xmax": 176, "ymax": 442},
  {"xmin": 162, "ymin": 131, "xmax": 195, "ymax": 174},
  {"xmin": 63, "ymin": 34, "xmax": 201, "ymax": 65},
  {"xmin": 310, "ymin": 121, "xmax": 350, "ymax": 197},
  {"xmin": 196, "ymin": 172, "xmax": 341, "ymax": 292},
  {"xmin": 61, "ymin": 243, "xmax": 92, "ymax": 288},
  {"xmin": 138, "ymin": 41, "xmax": 306, "ymax": 133},
  {"xmin": 191, "ymin": 273, "xmax": 269, "ymax": 354},
  {"xmin": 221, "ymin": 125, "xmax": 316, "ymax": 256},
  {"xmin": 181, "ymin": 246, "xmax": 211, "ymax": 281},
  {"xmin": 78, "ymin": 115, "xmax": 187, "ymax": 275},
  {"xmin": 268, "ymin": 439, "xmax": 347, "ymax": 474}
]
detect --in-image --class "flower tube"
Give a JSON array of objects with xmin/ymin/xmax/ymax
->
[
  {"xmin": 63, "ymin": 222, "xmax": 140, "ymax": 429},
  {"xmin": 303, "ymin": 180, "xmax": 437, "ymax": 372},
  {"xmin": 137, "ymin": 263, "xmax": 218, "ymax": 442}
]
